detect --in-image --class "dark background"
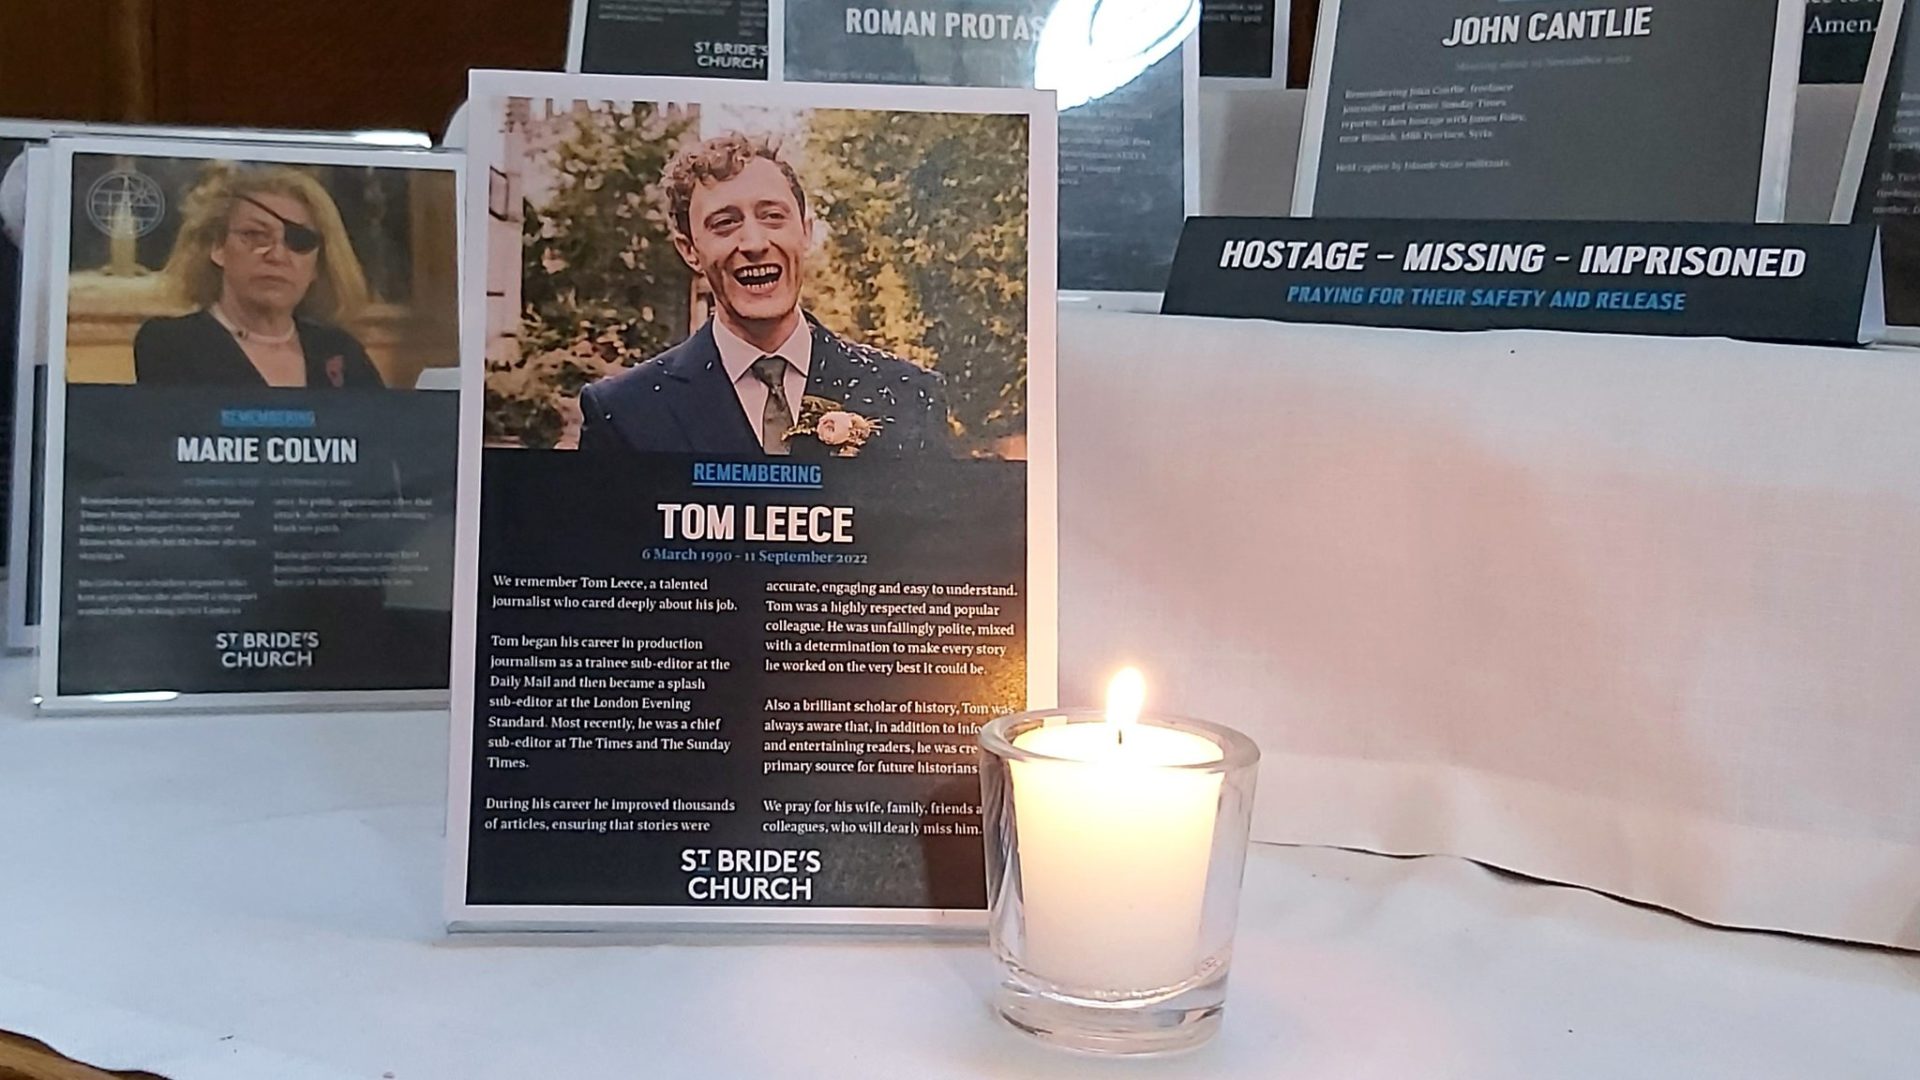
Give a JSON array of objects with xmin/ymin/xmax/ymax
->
[
  {"xmin": 1202, "ymin": 0, "xmax": 1280, "ymax": 79},
  {"xmin": 467, "ymin": 450, "xmax": 1028, "ymax": 909},
  {"xmin": 59, "ymin": 386, "xmax": 458, "ymax": 696},
  {"xmin": 580, "ymin": 0, "xmax": 768, "ymax": 78},
  {"xmin": 1310, "ymin": 0, "xmax": 1786, "ymax": 222},
  {"xmin": 1163, "ymin": 218, "xmax": 1880, "ymax": 346},
  {"xmin": 1801, "ymin": 0, "xmax": 1883, "ymax": 84},
  {"xmin": 1854, "ymin": 1, "xmax": 1920, "ymax": 325}
]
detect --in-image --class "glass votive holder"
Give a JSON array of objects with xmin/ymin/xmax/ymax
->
[{"xmin": 977, "ymin": 707, "xmax": 1261, "ymax": 1055}]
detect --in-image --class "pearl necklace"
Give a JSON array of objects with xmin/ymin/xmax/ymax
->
[{"xmin": 211, "ymin": 304, "xmax": 298, "ymax": 345}]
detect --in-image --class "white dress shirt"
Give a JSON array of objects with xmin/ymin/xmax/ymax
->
[{"xmin": 713, "ymin": 316, "xmax": 812, "ymax": 433}]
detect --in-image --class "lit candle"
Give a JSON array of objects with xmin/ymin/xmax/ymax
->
[{"xmin": 1008, "ymin": 669, "xmax": 1226, "ymax": 992}]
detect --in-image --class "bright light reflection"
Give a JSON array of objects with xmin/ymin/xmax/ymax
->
[
  {"xmin": 1105, "ymin": 666, "xmax": 1146, "ymax": 734},
  {"xmin": 1035, "ymin": 0, "xmax": 1199, "ymax": 110},
  {"xmin": 351, "ymin": 130, "xmax": 434, "ymax": 148}
]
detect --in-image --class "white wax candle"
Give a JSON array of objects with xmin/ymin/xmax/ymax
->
[{"xmin": 1009, "ymin": 720, "xmax": 1224, "ymax": 993}]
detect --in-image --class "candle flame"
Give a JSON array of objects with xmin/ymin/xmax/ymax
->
[{"xmin": 1106, "ymin": 667, "xmax": 1145, "ymax": 734}]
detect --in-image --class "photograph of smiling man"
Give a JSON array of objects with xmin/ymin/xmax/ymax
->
[
  {"xmin": 483, "ymin": 93, "xmax": 1032, "ymax": 461},
  {"xmin": 578, "ymin": 132, "xmax": 951, "ymax": 458},
  {"xmin": 453, "ymin": 73, "xmax": 1055, "ymax": 928}
]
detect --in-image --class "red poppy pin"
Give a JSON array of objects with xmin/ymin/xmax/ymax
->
[{"xmin": 324, "ymin": 355, "xmax": 345, "ymax": 388}]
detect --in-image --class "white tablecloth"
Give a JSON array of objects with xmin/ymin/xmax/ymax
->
[
  {"xmin": 1, "ymin": 650, "xmax": 1915, "ymax": 1079},
  {"xmin": 1058, "ymin": 311, "xmax": 1920, "ymax": 952}
]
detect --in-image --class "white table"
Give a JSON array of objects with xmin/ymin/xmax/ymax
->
[{"xmin": 0, "ymin": 654, "xmax": 1914, "ymax": 1080}]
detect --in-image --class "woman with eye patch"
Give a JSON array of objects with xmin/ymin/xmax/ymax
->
[{"xmin": 134, "ymin": 163, "xmax": 385, "ymax": 388}]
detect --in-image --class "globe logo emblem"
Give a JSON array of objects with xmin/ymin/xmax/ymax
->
[{"xmin": 86, "ymin": 170, "xmax": 166, "ymax": 239}]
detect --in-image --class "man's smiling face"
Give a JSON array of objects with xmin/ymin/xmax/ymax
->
[{"xmin": 675, "ymin": 157, "xmax": 809, "ymax": 342}]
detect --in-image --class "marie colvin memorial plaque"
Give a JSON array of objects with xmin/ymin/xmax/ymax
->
[
  {"xmin": 1299, "ymin": 0, "xmax": 1807, "ymax": 222},
  {"xmin": 41, "ymin": 138, "xmax": 461, "ymax": 709},
  {"xmin": 448, "ymin": 71, "xmax": 1057, "ymax": 929},
  {"xmin": 784, "ymin": 0, "xmax": 1193, "ymax": 296},
  {"xmin": 570, "ymin": 0, "xmax": 770, "ymax": 77}
]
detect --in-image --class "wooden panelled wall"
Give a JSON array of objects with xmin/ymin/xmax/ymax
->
[
  {"xmin": 0, "ymin": 0, "xmax": 572, "ymax": 135},
  {"xmin": 4, "ymin": 0, "xmax": 1320, "ymax": 132},
  {"xmin": 1290, "ymin": 0, "xmax": 1320, "ymax": 86}
]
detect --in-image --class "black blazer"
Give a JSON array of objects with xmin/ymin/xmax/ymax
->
[
  {"xmin": 133, "ymin": 310, "xmax": 386, "ymax": 388},
  {"xmin": 578, "ymin": 318, "xmax": 951, "ymax": 457}
]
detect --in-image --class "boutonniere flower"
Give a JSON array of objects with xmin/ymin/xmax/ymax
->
[
  {"xmin": 787, "ymin": 395, "xmax": 887, "ymax": 457},
  {"xmin": 324, "ymin": 355, "xmax": 345, "ymax": 388}
]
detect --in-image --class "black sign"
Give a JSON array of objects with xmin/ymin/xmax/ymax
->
[
  {"xmin": 466, "ymin": 452, "xmax": 1022, "ymax": 911},
  {"xmin": 1163, "ymin": 218, "xmax": 1882, "ymax": 345},
  {"xmin": 58, "ymin": 387, "xmax": 457, "ymax": 696},
  {"xmin": 576, "ymin": 0, "xmax": 769, "ymax": 78},
  {"xmin": 1803, "ymin": 0, "xmax": 1883, "ymax": 84},
  {"xmin": 1201, "ymin": 0, "xmax": 1279, "ymax": 79},
  {"xmin": 1302, "ymin": 0, "xmax": 1797, "ymax": 222}
]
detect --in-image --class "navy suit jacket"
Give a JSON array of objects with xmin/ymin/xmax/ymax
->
[{"xmin": 578, "ymin": 318, "xmax": 951, "ymax": 457}]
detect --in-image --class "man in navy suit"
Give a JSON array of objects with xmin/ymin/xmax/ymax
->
[{"xmin": 578, "ymin": 132, "xmax": 950, "ymax": 457}]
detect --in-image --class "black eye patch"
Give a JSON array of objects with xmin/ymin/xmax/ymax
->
[
  {"xmin": 280, "ymin": 220, "xmax": 322, "ymax": 255},
  {"xmin": 238, "ymin": 194, "xmax": 323, "ymax": 255}
]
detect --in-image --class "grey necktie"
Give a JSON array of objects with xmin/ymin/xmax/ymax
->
[{"xmin": 749, "ymin": 355, "xmax": 793, "ymax": 456}]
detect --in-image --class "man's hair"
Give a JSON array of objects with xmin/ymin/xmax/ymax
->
[{"xmin": 664, "ymin": 132, "xmax": 808, "ymax": 240}]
